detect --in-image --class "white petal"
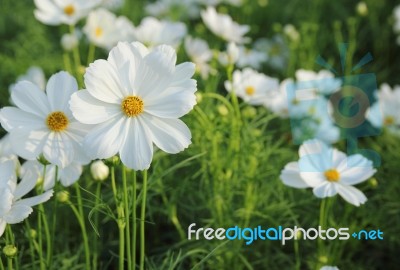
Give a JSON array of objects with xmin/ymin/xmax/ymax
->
[
  {"xmin": 14, "ymin": 190, "xmax": 53, "ymax": 208},
  {"xmin": 84, "ymin": 116, "xmax": 127, "ymax": 159},
  {"xmin": 0, "ymin": 219, "xmax": 6, "ymax": 237},
  {"xmin": 338, "ymin": 154, "xmax": 376, "ymax": 185},
  {"xmin": 42, "ymin": 132, "xmax": 74, "ymax": 168},
  {"xmin": 59, "ymin": 163, "xmax": 82, "ymax": 187},
  {"xmin": 46, "ymin": 71, "xmax": 78, "ymax": 112},
  {"xmin": 0, "ymin": 188, "xmax": 13, "ymax": 217},
  {"xmin": 336, "ymin": 184, "xmax": 367, "ymax": 206},
  {"xmin": 13, "ymin": 169, "xmax": 39, "ymax": 200},
  {"xmin": 70, "ymin": 90, "xmax": 122, "ymax": 125},
  {"xmin": 142, "ymin": 114, "xmax": 191, "ymax": 154},
  {"xmin": 119, "ymin": 117, "xmax": 153, "ymax": 170},
  {"xmin": 312, "ymin": 182, "xmax": 338, "ymax": 198},
  {"xmin": 10, "ymin": 127, "xmax": 49, "ymax": 161},
  {"xmin": 11, "ymin": 81, "xmax": 50, "ymax": 117},
  {"xmin": 280, "ymin": 162, "xmax": 309, "ymax": 188},
  {"xmin": 0, "ymin": 107, "xmax": 45, "ymax": 131},
  {"xmin": 298, "ymin": 139, "xmax": 331, "ymax": 172},
  {"xmin": 144, "ymin": 83, "xmax": 197, "ymax": 118},
  {"xmin": 170, "ymin": 62, "xmax": 196, "ymax": 86},
  {"xmin": 85, "ymin": 59, "xmax": 127, "ymax": 103},
  {"xmin": 4, "ymin": 205, "xmax": 33, "ymax": 224},
  {"xmin": 0, "ymin": 160, "xmax": 16, "ymax": 188}
]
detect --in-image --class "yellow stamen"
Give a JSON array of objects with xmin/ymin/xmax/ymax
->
[
  {"xmin": 95, "ymin": 27, "xmax": 103, "ymax": 37},
  {"xmin": 64, "ymin": 5, "xmax": 75, "ymax": 16},
  {"xmin": 121, "ymin": 96, "xmax": 144, "ymax": 117},
  {"xmin": 324, "ymin": 169, "xmax": 340, "ymax": 182},
  {"xmin": 245, "ymin": 86, "xmax": 255, "ymax": 96},
  {"xmin": 384, "ymin": 116, "xmax": 394, "ymax": 126},
  {"xmin": 46, "ymin": 111, "xmax": 69, "ymax": 132}
]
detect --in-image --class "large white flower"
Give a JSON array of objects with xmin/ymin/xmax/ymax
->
[
  {"xmin": 0, "ymin": 160, "xmax": 53, "ymax": 238},
  {"xmin": 225, "ymin": 68, "xmax": 279, "ymax": 106},
  {"xmin": 34, "ymin": 0, "xmax": 100, "ymax": 26},
  {"xmin": 367, "ymin": 83, "xmax": 400, "ymax": 134},
  {"xmin": 70, "ymin": 42, "xmax": 197, "ymax": 170},
  {"xmin": 0, "ymin": 71, "xmax": 90, "ymax": 168},
  {"xmin": 132, "ymin": 17, "xmax": 187, "ymax": 49},
  {"xmin": 280, "ymin": 139, "xmax": 376, "ymax": 206},
  {"xmin": 201, "ymin": 6, "xmax": 250, "ymax": 44},
  {"xmin": 83, "ymin": 8, "xmax": 134, "ymax": 50}
]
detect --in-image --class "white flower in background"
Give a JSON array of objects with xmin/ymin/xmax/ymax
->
[
  {"xmin": 236, "ymin": 46, "xmax": 268, "ymax": 69},
  {"xmin": 225, "ymin": 68, "xmax": 279, "ymax": 106},
  {"xmin": 218, "ymin": 42, "xmax": 239, "ymax": 66},
  {"xmin": 83, "ymin": 8, "xmax": 135, "ymax": 50},
  {"xmin": 280, "ymin": 139, "xmax": 376, "ymax": 206},
  {"xmin": 70, "ymin": 42, "xmax": 197, "ymax": 170},
  {"xmin": 265, "ymin": 78, "xmax": 291, "ymax": 118},
  {"xmin": 34, "ymin": 0, "xmax": 101, "ymax": 26},
  {"xmin": 100, "ymin": 0, "xmax": 124, "ymax": 10},
  {"xmin": 132, "ymin": 17, "xmax": 187, "ymax": 49},
  {"xmin": 184, "ymin": 36, "xmax": 215, "ymax": 79},
  {"xmin": 201, "ymin": 6, "xmax": 250, "ymax": 44},
  {"xmin": 61, "ymin": 32, "xmax": 80, "ymax": 51},
  {"xmin": 320, "ymin": 266, "xmax": 339, "ymax": 270},
  {"xmin": 0, "ymin": 160, "xmax": 53, "ymax": 238},
  {"xmin": 367, "ymin": 83, "xmax": 400, "ymax": 134},
  {"xmin": 295, "ymin": 69, "xmax": 342, "ymax": 95},
  {"xmin": 0, "ymin": 71, "xmax": 90, "ymax": 168},
  {"xmin": 90, "ymin": 160, "xmax": 109, "ymax": 181},
  {"xmin": 21, "ymin": 160, "xmax": 83, "ymax": 190},
  {"xmin": 356, "ymin": 2, "xmax": 368, "ymax": 16},
  {"xmin": 146, "ymin": 0, "xmax": 200, "ymax": 19},
  {"xmin": 17, "ymin": 66, "xmax": 46, "ymax": 91},
  {"xmin": 393, "ymin": 5, "xmax": 400, "ymax": 34},
  {"xmin": 255, "ymin": 36, "xmax": 289, "ymax": 71},
  {"xmin": 283, "ymin": 24, "xmax": 300, "ymax": 42}
]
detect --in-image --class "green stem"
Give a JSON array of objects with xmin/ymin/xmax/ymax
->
[
  {"xmin": 74, "ymin": 184, "xmax": 91, "ymax": 270},
  {"xmin": 92, "ymin": 182, "xmax": 102, "ymax": 270},
  {"xmin": 5, "ymin": 225, "xmax": 14, "ymax": 270},
  {"xmin": 122, "ymin": 166, "xmax": 132, "ymax": 270},
  {"xmin": 49, "ymin": 166, "xmax": 59, "ymax": 268},
  {"xmin": 111, "ymin": 166, "xmax": 125, "ymax": 270},
  {"xmin": 140, "ymin": 170, "xmax": 148, "ymax": 270},
  {"xmin": 37, "ymin": 164, "xmax": 47, "ymax": 270},
  {"xmin": 63, "ymin": 53, "xmax": 73, "ymax": 74},
  {"xmin": 87, "ymin": 43, "xmax": 96, "ymax": 66},
  {"xmin": 0, "ymin": 256, "xmax": 4, "ymax": 270},
  {"xmin": 132, "ymin": 170, "xmax": 137, "ymax": 268},
  {"xmin": 69, "ymin": 25, "xmax": 83, "ymax": 87}
]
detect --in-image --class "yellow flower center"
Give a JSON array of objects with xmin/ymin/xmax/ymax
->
[
  {"xmin": 64, "ymin": 5, "xmax": 75, "ymax": 16},
  {"xmin": 95, "ymin": 27, "xmax": 103, "ymax": 37},
  {"xmin": 324, "ymin": 169, "xmax": 340, "ymax": 182},
  {"xmin": 384, "ymin": 116, "xmax": 394, "ymax": 126},
  {"xmin": 46, "ymin": 111, "xmax": 69, "ymax": 132},
  {"xmin": 245, "ymin": 86, "xmax": 255, "ymax": 96},
  {"xmin": 121, "ymin": 96, "xmax": 144, "ymax": 117}
]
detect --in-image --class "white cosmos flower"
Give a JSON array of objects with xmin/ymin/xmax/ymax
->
[
  {"xmin": 201, "ymin": 6, "xmax": 250, "ymax": 44},
  {"xmin": 295, "ymin": 69, "xmax": 342, "ymax": 96},
  {"xmin": 218, "ymin": 42, "xmax": 239, "ymax": 66},
  {"xmin": 366, "ymin": 83, "xmax": 400, "ymax": 135},
  {"xmin": 255, "ymin": 36, "xmax": 289, "ymax": 71},
  {"xmin": 145, "ymin": 0, "xmax": 200, "ymax": 20},
  {"xmin": 236, "ymin": 46, "xmax": 268, "ymax": 69},
  {"xmin": 0, "ymin": 71, "xmax": 90, "ymax": 168},
  {"xmin": 280, "ymin": 139, "xmax": 376, "ymax": 206},
  {"xmin": 225, "ymin": 68, "xmax": 279, "ymax": 106},
  {"xmin": 21, "ymin": 160, "xmax": 83, "ymax": 190},
  {"xmin": 100, "ymin": 0, "xmax": 124, "ymax": 10},
  {"xmin": 184, "ymin": 36, "xmax": 215, "ymax": 79},
  {"xmin": 0, "ymin": 160, "xmax": 53, "ymax": 238},
  {"xmin": 15, "ymin": 66, "xmax": 46, "ymax": 91},
  {"xmin": 132, "ymin": 17, "xmax": 187, "ymax": 49},
  {"xmin": 70, "ymin": 42, "xmax": 197, "ymax": 170},
  {"xmin": 83, "ymin": 8, "xmax": 135, "ymax": 50},
  {"xmin": 34, "ymin": 0, "xmax": 101, "ymax": 26}
]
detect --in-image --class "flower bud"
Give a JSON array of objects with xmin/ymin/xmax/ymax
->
[
  {"xmin": 91, "ymin": 160, "xmax": 110, "ymax": 181},
  {"xmin": 3, "ymin": 245, "xmax": 17, "ymax": 258},
  {"xmin": 56, "ymin": 191, "xmax": 70, "ymax": 203},
  {"xmin": 28, "ymin": 229, "xmax": 37, "ymax": 239},
  {"xmin": 356, "ymin": 2, "xmax": 368, "ymax": 17},
  {"xmin": 61, "ymin": 33, "xmax": 79, "ymax": 51},
  {"xmin": 217, "ymin": 105, "xmax": 229, "ymax": 116}
]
